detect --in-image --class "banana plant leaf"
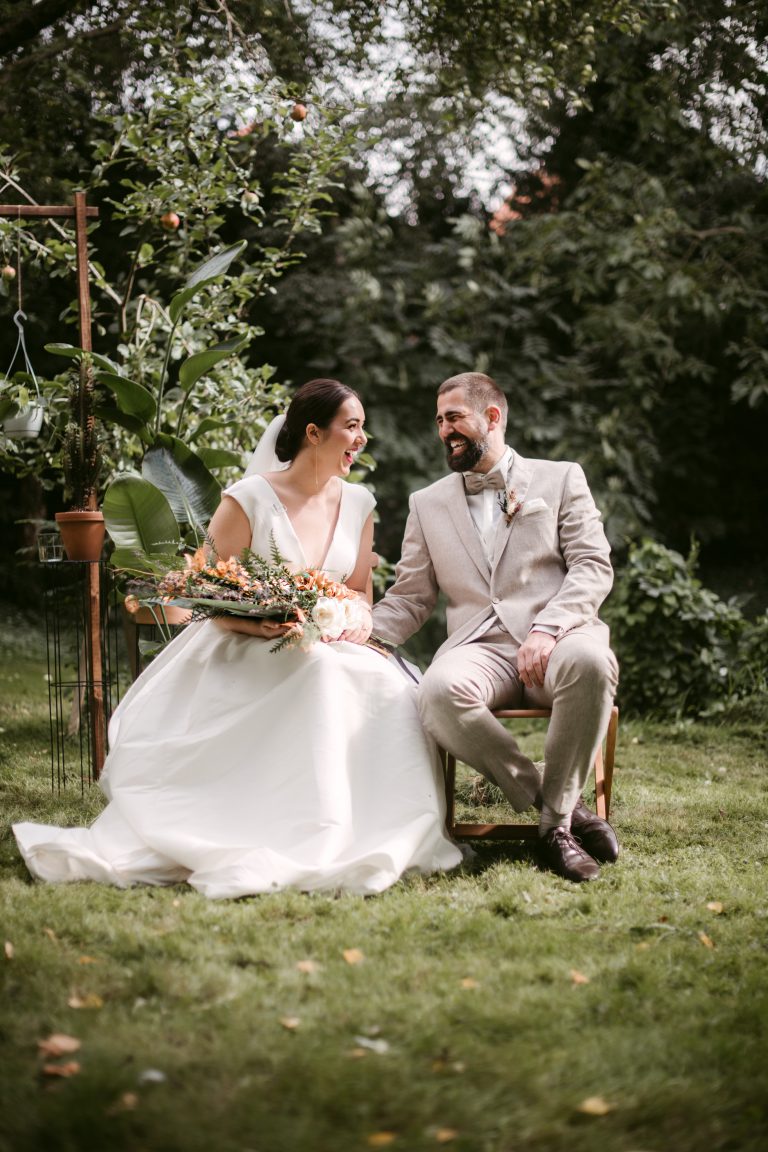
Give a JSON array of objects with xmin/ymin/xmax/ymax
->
[
  {"xmin": 93, "ymin": 403, "xmax": 151, "ymax": 440},
  {"xmin": 141, "ymin": 436, "xmax": 221, "ymax": 534},
  {"xmin": 189, "ymin": 415, "xmax": 233, "ymax": 442},
  {"xmin": 168, "ymin": 240, "xmax": 247, "ymax": 325},
  {"xmin": 44, "ymin": 343, "xmax": 119, "ymax": 374},
  {"xmin": 178, "ymin": 336, "xmax": 248, "ymax": 391},
  {"xmin": 196, "ymin": 447, "xmax": 243, "ymax": 470},
  {"xmin": 103, "ymin": 474, "xmax": 181, "ymax": 567},
  {"xmin": 141, "ymin": 595, "xmax": 296, "ymax": 619},
  {"xmin": 97, "ymin": 373, "xmax": 157, "ymax": 421}
]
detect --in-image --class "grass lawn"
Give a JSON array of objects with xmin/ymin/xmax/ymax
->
[{"xmin": 1, "ymin": 604, "xmax": 767, "ymax": 1152}]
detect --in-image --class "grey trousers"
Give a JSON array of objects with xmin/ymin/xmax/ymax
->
[{"xmin": 417, "ymin": 624, "xmax": 619, "ymax": 817}]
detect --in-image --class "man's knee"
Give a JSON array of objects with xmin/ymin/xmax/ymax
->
[
  {"xmin": 552, "ymin": 636, "xmax": 619, "ymax": 695},
  {"xmin": 417, "ymin": 658, "xmax": 481, "ymax": 724},
  {"xmin": 418, "ymin": 662, "xmax": 455, "ymax": 722}
]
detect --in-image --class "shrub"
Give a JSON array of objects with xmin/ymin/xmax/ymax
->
[{"xmin": 604, "ymin": 538, "xmax": 745, "ymax": 717}]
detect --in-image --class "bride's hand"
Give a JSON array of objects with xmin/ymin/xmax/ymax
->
[
  {"xmin": 335, "ymin": 599, "xmax": 373, "ymax": 646},
  {"xmin": 214, "ymin": 617, "xmax": 297, "ymax": 640}
]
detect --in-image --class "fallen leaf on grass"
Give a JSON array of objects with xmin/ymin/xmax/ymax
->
[
  {"xmin": 78, "ymin": 956, "xmax": 99, "ymax": 965},
  {"xmin": 38, "ymin": 1033, "xmax": 81, "ymax": 1057},
  {"xmin": 431, "ymin": 1056, "xmax": 466, "ymax": 1074},
  {"xmin": 343, "ymin": 948, "xmax": 365, "ymax": 965},
  {"xmin": 43, "ymin": 927, "xmax": 58, "ymax": 942},
  {"xmin": 576, "ymin": 1096, "xmax": 613, "ymax": 1116},
  {"xmin": 570, "ymin": 969, "xmax": 590, "ymax": 985},
  {"xmin": 68, "ymin": 992, "xmax": 104, "ymax": 1009},
  {"xmin": 296, "ymin": 960, "xmax": 319, "ymax": 973},
  {"xmin": 367, "ymin": 1134, "xmax": 397, "ymax": 1147},
  {"xmin": 280, "ymin": 1016, "xmax": 301, "ymax": 1030},
  {"xmin": 349, "ymin": 1047, "xmax": 368, "ymax": 1059},
  {"xmin": 4, "ymin": 941, "xmax": 13, "ymax": 959},
  {"xmin": 698, "ymin": 931, "xmax": 715, "ymax": 950},
  {"xmin": 460, "ymin": 977, "xmax": 479, "ymax": 989},
  {"xmin": 41, "ymin": 1061, "xmax": 81, "ymax": 1078},
  {"xmin": 706, "ymin": 901, "xmax": 724, "ymax": 914},
  {"xmin": 435, "ymin": 1128, "xmax": 459, "ymax": 1143},
  {"xmin": 106, "ymin": 1092, "xmax": 139, "ymax": 1114}
]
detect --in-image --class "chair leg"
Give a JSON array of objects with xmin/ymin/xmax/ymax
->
[
  {"xmin": 603, "ymin": 705, "xmax": 619, "ymax": 819},
  {"xmin": 593, "ymin": 741, "xmax": 607, "ymax": 820},
  {"xmin": 592, "ymin": 704, "xmax": 619, "ymax": 820},
  {"xmin": 443, "ymin": 750, "xmax": 456, "ymax": 835},
  {"xmin": 443, "ymin": 705, "xmax": 619, "ymax": 840}
]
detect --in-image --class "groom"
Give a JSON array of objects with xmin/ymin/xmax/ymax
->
[{"xmin": 371, "ymin": 372, "xmax": 620, "ymax": 882}]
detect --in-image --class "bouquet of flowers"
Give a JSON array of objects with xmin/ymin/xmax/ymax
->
[{"xmin": 126, "ymin": 541, "xmax": 369, "ymax": 652}]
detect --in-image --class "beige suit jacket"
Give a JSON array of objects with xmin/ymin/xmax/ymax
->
[{"xmin": 372, "ymin": 452, "xmax": 614, "ymax": 658}]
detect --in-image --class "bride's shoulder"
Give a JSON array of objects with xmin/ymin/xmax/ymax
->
[
  {"xmin": 223, "ymin": 474, "xmax": 281, "ymax": 521},
  {"xmin": 342, "ymin": 481, "xmax": 375, "ymax": 515}
]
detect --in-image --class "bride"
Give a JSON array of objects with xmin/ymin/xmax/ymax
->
[{"xmin": 14, "ymin": 379, "xmax": 462, "ymax": 898}]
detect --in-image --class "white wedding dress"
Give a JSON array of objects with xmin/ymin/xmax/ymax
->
[{"xmin": 14, "ymin": 475, "xmax": 462, "ymax": 898}]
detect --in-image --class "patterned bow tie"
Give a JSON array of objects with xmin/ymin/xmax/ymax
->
[{"xmin": 463, "ymin": 470, "xmax": 507, "ymax": 494}]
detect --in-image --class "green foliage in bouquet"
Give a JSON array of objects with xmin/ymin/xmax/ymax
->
[{"xmin": 123, "ymin": 533, "xmax": 365, "ymax": 655}]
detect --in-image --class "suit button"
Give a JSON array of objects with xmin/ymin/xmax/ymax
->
[{"xmin": 492, "ymin": 596, "xmax": 500, "ymax": 604}]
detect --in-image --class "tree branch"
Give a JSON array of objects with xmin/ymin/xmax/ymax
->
[
  {"xmin": 0, "ymin": 0, "xmax": 90, "ymax": 59},
  {"xmin": 1, "ymin": 19, "xmax": 123, "ymax": 75}
]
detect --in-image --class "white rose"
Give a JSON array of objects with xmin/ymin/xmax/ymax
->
[
  {"xmin": 342, "ymin": 597, "xmax": 367, "ymax": 631},
  {"xmin": 312, "ymin": 596, "xmax": 347, "ymax": 640}
]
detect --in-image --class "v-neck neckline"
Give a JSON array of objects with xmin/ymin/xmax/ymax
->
[{"xmin": 257, "ymin": 475, "xmax": 344, "ymax": 570}]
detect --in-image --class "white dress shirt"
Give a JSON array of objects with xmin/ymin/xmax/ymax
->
[
  {"xmin": 464, "ymin": 447, "xmax": 558, "ymax": 640},
  {"xmin": 464, "ymin": 447, "xmax": 513, "ymax": 564}
]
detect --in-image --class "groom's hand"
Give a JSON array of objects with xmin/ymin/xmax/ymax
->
[{"xmin": 517, "ymin": 630, "xmax": 556, "ymax": 688}]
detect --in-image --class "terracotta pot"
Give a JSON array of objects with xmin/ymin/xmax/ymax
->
[
  {"xmin": 125, "ymin": 603, "xmax": 192, "ymax": 626},
  {"xmin": 55, "ymin": 510, "xmax": 106, "ymax": 562}
]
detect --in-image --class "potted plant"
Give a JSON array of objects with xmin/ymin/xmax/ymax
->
[
  {"xmin": 47, "ymin": 241, "xmax": 249, "ymax": 562},
  {"xmin": 54, "ymin": 354, "xmax": 106, "ymax": 561},
  {"xmin": 44, "ymin": 241, "xmax": 251, "ymax": 665}
]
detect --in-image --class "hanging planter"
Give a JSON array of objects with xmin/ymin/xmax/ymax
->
[
  {"xmin": 2, "ymin": 398, "xmax": 44, "ymax": 439},
  {"xmin": 0, "ymin": 310, "xmax": 44, "ymax": 440}
]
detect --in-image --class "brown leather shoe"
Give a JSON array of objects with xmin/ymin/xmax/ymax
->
[
  {"xmin": 539, "ymin": 827, "xmax": 600, "ymax": 882},
  {"xmin": 570, "ymin": 800, "xmax": 619, "ymax": 863}
]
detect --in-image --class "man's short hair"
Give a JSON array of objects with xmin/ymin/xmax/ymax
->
[{"xmin": 438, "ymin": 372, "xmax": 508, "ymax": 431}]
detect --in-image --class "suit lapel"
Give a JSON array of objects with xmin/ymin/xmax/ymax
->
[
  {"xmin": 443, "ymin": 473, "xmax": 491, "ymax": 579},
  {"xmin": 490, "ymin": 453, "xmax": 533, "ymax": 570}
]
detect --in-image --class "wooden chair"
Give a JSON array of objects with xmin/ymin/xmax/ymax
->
[{"xmin": 442, "ymin": 705, "xmax": 618, "ymax": 840}]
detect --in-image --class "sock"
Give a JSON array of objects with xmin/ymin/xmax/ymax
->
[{"xmin": 538, "ymin": 803, "xmax": 572, "ymax": 837}]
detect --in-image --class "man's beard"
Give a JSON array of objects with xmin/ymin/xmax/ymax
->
[{"xmin": 445, "ymin": 434, "xmax": 487, "ymax": 473}]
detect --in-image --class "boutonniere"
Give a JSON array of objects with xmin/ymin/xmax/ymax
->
[{"xmin": 497, "ymin": 488, "xmax": 522, "ymax": 524}]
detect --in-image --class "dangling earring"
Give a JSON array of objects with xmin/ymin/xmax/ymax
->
[{"xmin": 314, "ymin": 443, "xmax": 319, "ymax": 490}]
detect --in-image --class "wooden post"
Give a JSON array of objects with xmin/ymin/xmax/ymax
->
[
  {"xmin": 74, "ymin": 191, "xmax": 106, "ymax": 777},
  {"xmin": 0, "ymin": 195, "xmax": 104, "ymax": 776}
]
